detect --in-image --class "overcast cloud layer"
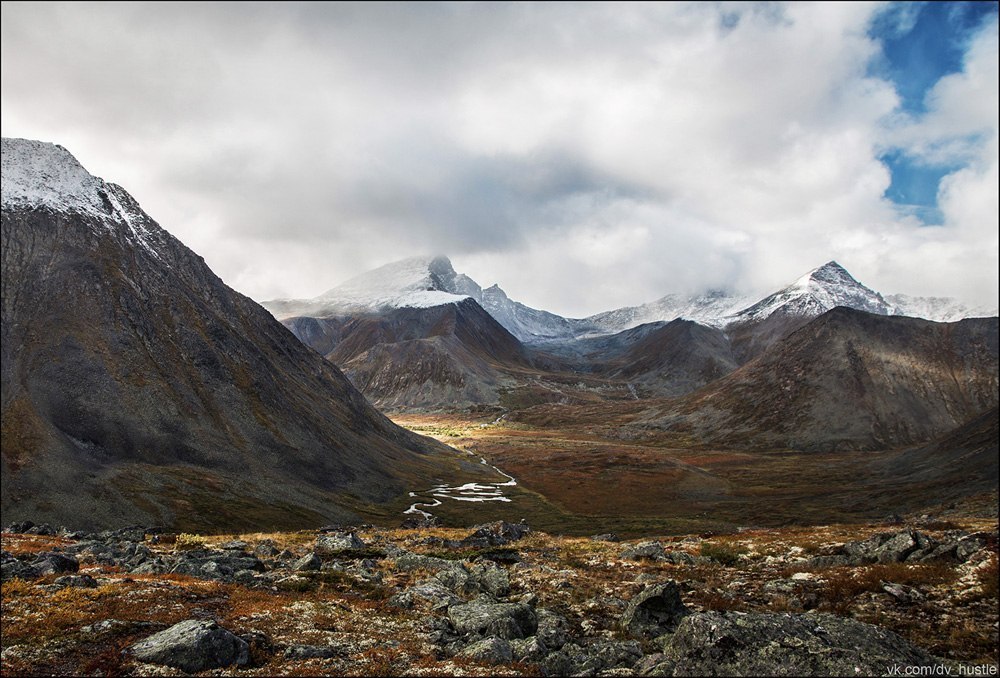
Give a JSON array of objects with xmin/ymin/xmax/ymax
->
[{"xmin": 2, "ymin": 2, "xmax": 997, "ymax": 317}]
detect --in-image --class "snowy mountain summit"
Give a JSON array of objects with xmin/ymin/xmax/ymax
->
[
  {"xmin": 1, "ymin": 137, "xmax": 167, "ymax": 259},
  {"xmin": 264, "ymin": 256, "xmax": 483, "ymax": 319},
  {"xmin": 727, "ymin": 261, "xmax": 890, "ymax": 325}
]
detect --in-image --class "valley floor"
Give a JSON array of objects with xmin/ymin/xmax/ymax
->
[{"xmin": 388, "ymin": 412, "xmax": 999, "ymax": 536}]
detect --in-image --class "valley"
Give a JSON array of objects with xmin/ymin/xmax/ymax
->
[{"xmin": 390, "ymin": 412, "xmax": 999, "ymax": 537}]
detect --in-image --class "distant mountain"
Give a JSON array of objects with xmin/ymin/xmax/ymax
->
[
  {"xmin": 480, "ymin": 284, "xmax": 588, "ymax": 344},
  {"xmin": 0, "ymin": 138, "xmax": 494, "ymax": 531},
  {"xmin": 886, "ymin": 294, "xmax": 998, "ymax": 323},
  {"xmin": 727, "ymin": 261, "xmax": 891, "ymax": 324},
  {"xmin": 584, "ymin": 290, "xmax": 753, "ymax": 334},
  {"xmin": 723, "ymin": 261, "xmax": 892, "ymax": 361},
  {"xmin": 637, "ymin": 307, "xmax": 999, "ymax": 452},
  {"xmin": 285, "ymin": 298, "xmax": 529, "ymax": 410},
  {"xmin": 265, "ymin": 255, "xmax": 476, "ymax": 319}
]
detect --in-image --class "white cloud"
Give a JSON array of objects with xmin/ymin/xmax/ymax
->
[{"xmin": 1, "ymin": 2, "xmax": 996, "ymax": 315}]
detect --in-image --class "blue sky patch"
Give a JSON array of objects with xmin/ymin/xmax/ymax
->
[{"xmin": 870, "ymin": 1, "xmax": 997, "ymax": 220}]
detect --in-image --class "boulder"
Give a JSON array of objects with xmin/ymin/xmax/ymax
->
[
  {"xmin": 622, "ymin": 541, "xmax": 665, "ymax": 561},
  {"xmin": 128, "ymin": 619, "xmax": 249, "ymax": 673},
  {"xmin": 448, "ymin": 597, "xmax": 537, "ymax": 640},
  {"xmin": 621, "ymin": 582, "xmax": 691, "ymax": 639},
  {"xmin": 460, "ymin": 521, "xmax": 530, "ymax": 548},
  {"xmin": 314, "ymin": 532, "xmax": 366, "ymax": 556},
  {"xmin": 31, "ymin": 552, "xmax": 80, "ymax": 576},
  {"xmin": 469, "ymin": 562, "xmax": 511, "ymax": 598},
  {"xmin": 53, "ymin": 574, "xmax": 98, "ymax": 588},
  {"xmin": 651, "ymin": 612, "xmax": 944, "ymax": 676},
  {"xmin": 388, "ymin": 581, "xmax": 461, "ymax": 610},
  {"xmin": 292, "ymin": 553, "xmax": 323, "ymax": 572},
  {"xmin": 457, "ymin": 637, "xmax": 514, "ymax": 664}
]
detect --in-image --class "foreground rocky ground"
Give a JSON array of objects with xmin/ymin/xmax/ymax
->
[{"xmin": 1, "ymin": 517, "xmax": 997, "ymax": 676}]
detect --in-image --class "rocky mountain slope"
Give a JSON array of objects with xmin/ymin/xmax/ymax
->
[
  {"xmin": 0, "ymin": 138, "xmax": 498, "ymax": 531},
  {"xmin": 638, "ymin": 307, "xmax": 999, "ymax": 451}
]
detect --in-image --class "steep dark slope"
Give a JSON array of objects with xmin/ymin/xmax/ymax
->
[
  {"xmin": 0, "ymin": 138, "xmax": 492, "ymax": 531},
  {"xmin": 869, "ymin": 406, "xmax": 999, "ymax": 506},
  {"xmin": 284, "ymin": 299, "xmax": 529, "ymax": 409},
  {"xmin": 635, "ymin": 307, "xmax": 999, "ymax": 451},
  {"xmin": 588, "ymin": 319, "xmax": 740, "ymax": 396}
]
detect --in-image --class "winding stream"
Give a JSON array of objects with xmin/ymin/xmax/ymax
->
[{"xmin": 404, "ymin": 454, "xmax": 518, "ymax": 520}]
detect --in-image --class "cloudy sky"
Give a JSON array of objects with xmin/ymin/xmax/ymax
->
[{"xmin": 2, "ymin": 1, "xmax": 997, "ymax": 317}]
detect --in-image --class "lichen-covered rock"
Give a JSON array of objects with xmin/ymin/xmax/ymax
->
[
  {"xmin": 128, "ymin": 619, "xmax": 249, "ymax": 673},
  {"xmin": 621, "ymin": 581, "xmax": 690, "ymax": 639},
  {"xmin": 651, "ymin": 612, "xmax": 943, "ymax": 676},
  {"xmin": 460, "ymin": 520, "xmax": 530, "ymax": 548},
  {"xmin": 457, "ymin": 637, "xmax": 514, "ymax": 664},
  {"xmin": 314, "ymin": 532, "xmax": 366, "ymax": 556},
  {"xmin": 622, "ymin": 541, "xmax": 665, "ymax": 561},
  {"xmin": 388, "ymin": 580, "xmax": 461, "ymax": 610},
  {"xmin": 292, "ymin": 553, "xmax": 322, "ymax": 571},
  {"xmin": 448, "ymin": 597, "xmax": 537, "ymax": 640}
]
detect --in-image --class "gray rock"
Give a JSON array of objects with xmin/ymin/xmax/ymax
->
[
  {"xmin": 448, "ymin": 597, "xmax": 537, "ymax": 640},
  {"xmin": 31, "ymin": 552, "xmax": 79, "ymax": 576},
  {"xmin": 1, "ymin": 552, "xmax": 37, "ymax": 582},
  {"xmin": 578, "ymin": 639, "xmax": 644, "ymax": 674},
  {"xmin": 622, "ymin": 541, "xmax": 665, "ymax": 561},
  {"xmin": 841, "ymin": 530, "xmax": 937, "ymax": 565},
  {"xmin": 168, "ymin": 550, "xmax": 265, "ymax": 581},
  {"xmin": 470, "ymin": 562, "xmax": 511, "ymax": 598},
  {"xmin": 53, "ymin": 574, "xmax": 98, "ymax": 588},
  {"xmin": 536, "ymin": 608, "xmax": 571, "ymax": 650},
  {"xmin": 662, "ymin": 551, "xmax": 699, "ymax": 566},
  {"xmin": 254, "ymin": 541, "xmax": 280, "ymax": 557},
  {"xmin": 314, "ymin": 532, "xmax": 365, "ymax": 555},
  {"xmin": 388, "ymin": 580, "xmax": 462, "ymax": 610},
  {"xmin": 293, "ymin": 553, "xmax": 323, "ymax": 571},
  {"xmin": 656, "ymin": 611, "xmax": 944, "ymax": 676},
  {"xmin": 284, "ymin": 644, "xmax": 342, "ymax": 659},
  {"xmin": 621, "ymin": 582, "xmax": 691, "ymax": 639},
  {"xmin": 4, "ymin": 521, "xmax": 35, "ymax": 534},
  {"xmin": 128, "ymin": 619, "xmax": 249, "ymax": 673},
  {"xmin": 217, "ymin": 540, "xmax": 250, "ymax": 550},
  {"xmin": 460, "ymin": 520, "xmax": 530, "ymax": 548},
  {"xmin": 432, "ymin": 566, "xmax": 477, "ymax": 596},
  {"xmin": 805, "ymin": 555, "xmax": 850, "ymax": 568},
  {"xmin": 510, "ymin": 636, "xmax": 549, "ymax": 662},
  {"xmin": 882, "ymin": 581, "xmax": 924, "ymax": 603},
  {"xmin": 457, "ymin": 637, "xmax": 514, "ymax": 664}
]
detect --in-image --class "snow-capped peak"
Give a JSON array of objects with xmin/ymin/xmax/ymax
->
[
  {"xmin": 1, "ymin": 137, "xmax": 165, "ymax": 259},
  {"xmin": 320, "ymin": 255, "xmax": 480, "ymax": 304},
  {"xmin": 1, "ymin": 138, "xmax": 109, "ymax": 216},
  {"xmin": 728, "ymin": 261, "xmax": 890, "ymax": 324}
]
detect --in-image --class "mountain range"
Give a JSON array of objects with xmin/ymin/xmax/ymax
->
[
  {"xmin": 266, "ymin": 256, "xmax": 997, "ymax": 345},
  {"xmin": 264, "ymin": 256, "xmax": 998, "ymax": 413}
]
